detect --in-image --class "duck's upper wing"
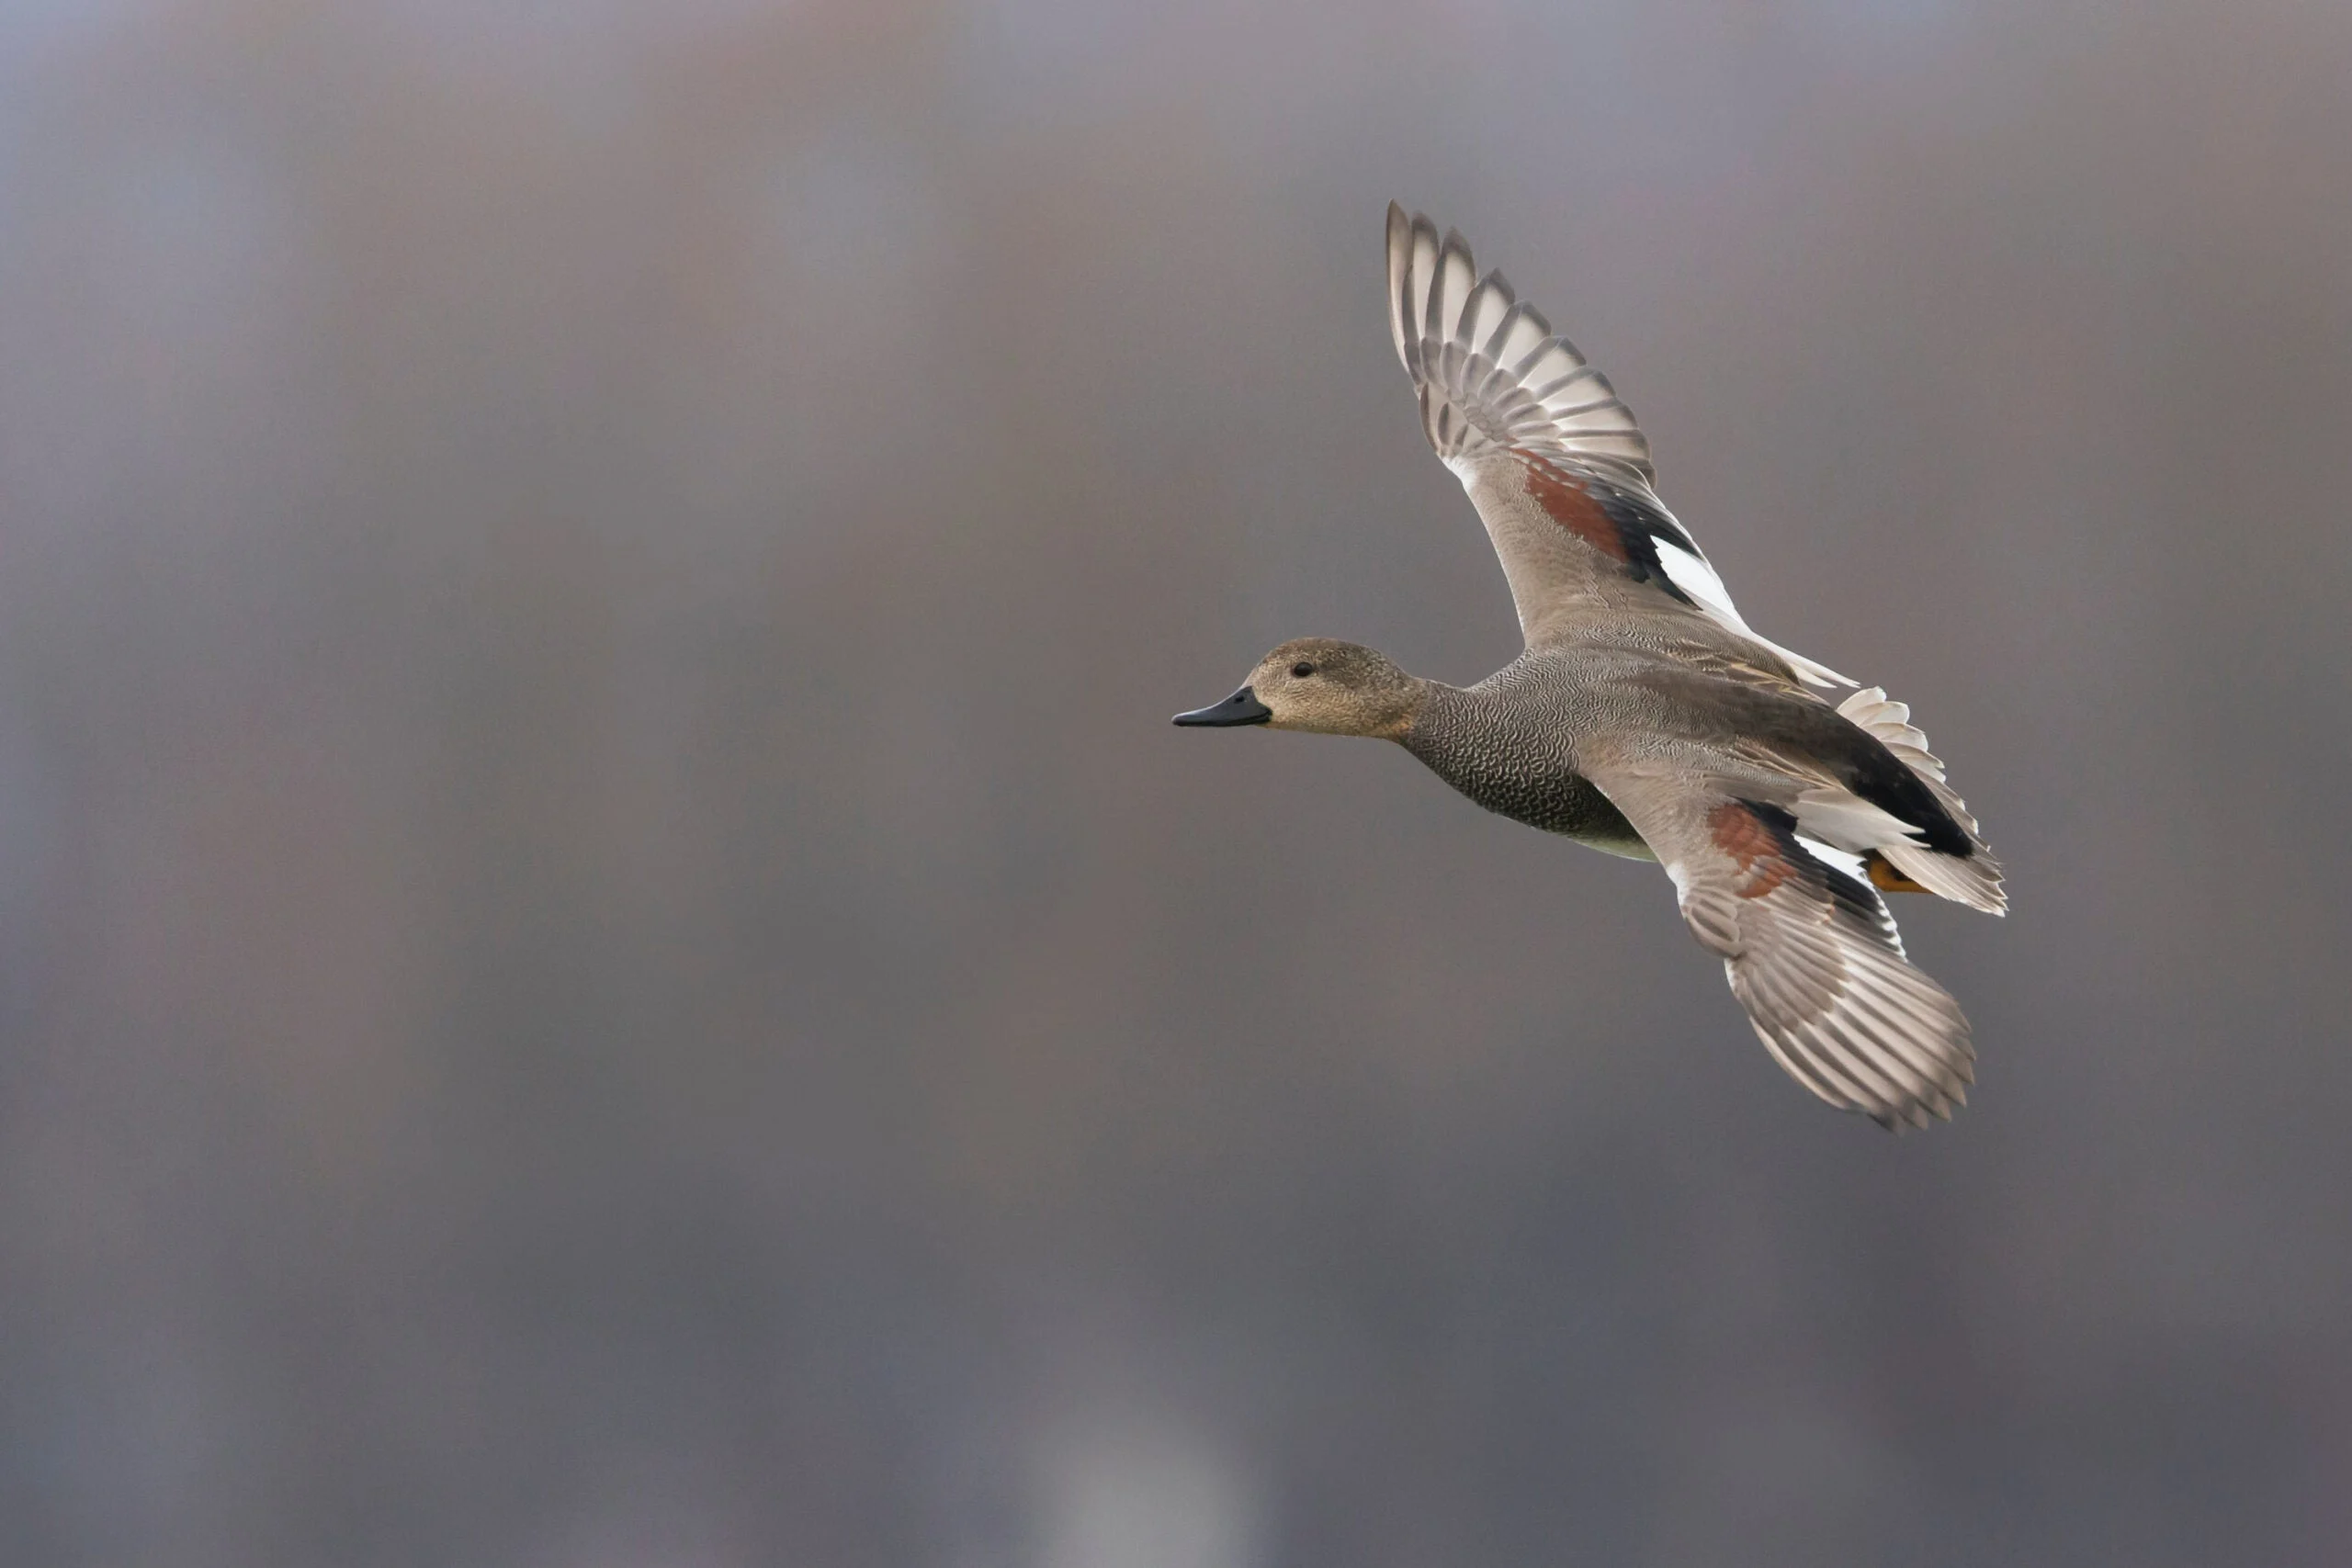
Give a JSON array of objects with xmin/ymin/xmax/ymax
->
[
  {"xmin": 1385, "ymin": 204, "xmax": 1849, "ymax": 689},
  {"xmin": 1584, "ymin": 761, "xmax": 1975, "ymax": 1129}
]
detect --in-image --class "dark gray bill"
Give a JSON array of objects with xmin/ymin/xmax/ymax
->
[{"xmin": 1172, "ymin": 685, "xmax": 1272, "ymax": 727}]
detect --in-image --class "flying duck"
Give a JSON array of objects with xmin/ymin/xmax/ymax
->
[{"xmin": 1176, "ymin": 205, "xmax": 2005, "ymax": 1130}]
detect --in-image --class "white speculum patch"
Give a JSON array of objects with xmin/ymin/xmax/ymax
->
[
  {"xmin": 1651, "ymin": 536, "xmax": 1743, "ymax": 626},
  {"xmin": 1794, "ymin": 833, "xmax": 1871, "ymax": 886}
]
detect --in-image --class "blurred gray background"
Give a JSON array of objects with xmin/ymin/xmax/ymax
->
[{"xmin": 3, "ymin": 1, "xmax": 2348, "ymax": 1563}]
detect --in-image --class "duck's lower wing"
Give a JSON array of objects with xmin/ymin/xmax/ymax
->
[{"xmin": 1588, "ymin": 769, "xmax": 1975, "ymax": 1130}]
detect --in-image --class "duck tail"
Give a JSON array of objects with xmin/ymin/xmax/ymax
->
[{"xmin": 1837, "ymin": 687, "xmax": 2007, "ymax": 915}]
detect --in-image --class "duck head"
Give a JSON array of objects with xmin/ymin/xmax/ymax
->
[{"xmin": 1173, "ymin": 638, "xmax": 1425, "ymax": 739}]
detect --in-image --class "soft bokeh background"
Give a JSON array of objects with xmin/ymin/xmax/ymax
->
[{"xmin": 4, "ymin": 1, "xmax": 2349, "ymax": 1562}]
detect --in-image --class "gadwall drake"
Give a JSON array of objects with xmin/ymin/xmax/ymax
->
[{"xmin": 1177, "ymin": 205, "xmax": 2005, "ymax": 1131}]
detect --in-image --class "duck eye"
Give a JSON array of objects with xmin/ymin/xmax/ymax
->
[{"xmin": 1291, "ymin": 660, "xmax": 1317, "ymax": 679}]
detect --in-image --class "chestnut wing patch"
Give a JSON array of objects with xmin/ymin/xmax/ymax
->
[
  {"xmin": 1519, "ymin": 448, "xmax": 1718, "ymax": 609},
  {"xmin": 1705, "ymin": 799, "xmax": 1885, "ymax": 921}
]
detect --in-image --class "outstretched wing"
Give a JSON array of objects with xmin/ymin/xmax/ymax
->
[
  {"xmin": 1589, "ymin": 768, "xmax": 1976, "ymax": 1129},
  {"xmin": 1386, "ymin": 204, "xmax": 1849, "ymax": 688}
]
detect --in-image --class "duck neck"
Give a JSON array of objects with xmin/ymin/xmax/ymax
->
[
  {"xmin": 1396, "ymin": 677, "xmax": 1476, "ymax": 752},
  {"xmin": 1399, "ymin": 673, "xmax": 1563, "ymax": 785}
]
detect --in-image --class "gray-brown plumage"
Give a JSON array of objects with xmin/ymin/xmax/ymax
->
[{"xmin": 1176, "ymin": 206, "xmax": 2006, "ymax": 1131}]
